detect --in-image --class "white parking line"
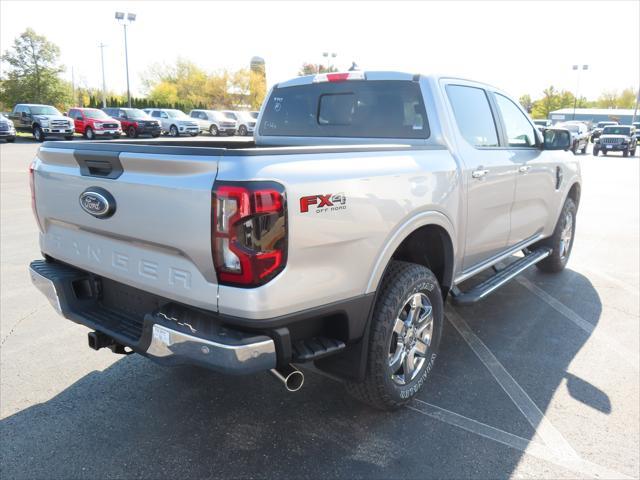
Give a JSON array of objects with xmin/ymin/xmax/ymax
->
[
  {"xmin": 409, "ymin": 400, "xmax": 632, "ymax": 479},
  {"xmin": 445, "ymin": 307, "xmax": 579, "ymax": 460},
  {"xmin": 516, "ymin": 276, "xmax": 640, "ymax": 371}
]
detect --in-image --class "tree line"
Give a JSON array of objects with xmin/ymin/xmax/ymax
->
[
  {"xmin": 0, "ymin": 29, "xmax": 266, "ymax": 113},
  {"xmin": 520, "ymin": 86, "xmax": 637, "ymax": 119}
]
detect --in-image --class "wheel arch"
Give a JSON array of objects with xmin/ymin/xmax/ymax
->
[
  {"xmin": 567, "ymin": 181, "xmax": 581, "ymax": 209},
  {"xmin": 366, "ymin": 212, "xmax": 456, "ymax": 298}
]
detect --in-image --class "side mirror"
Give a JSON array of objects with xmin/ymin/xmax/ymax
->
[
  {"xmin": 63, "ymin": 112, "xmax": 68, "ymax": 116},
  {"xmin": 543, "ymin": 128, "xmax": 571, "ymax": 150},
  {"xmin": 21, "ymin": 111, "xmax": 28, "ymax": 118}
]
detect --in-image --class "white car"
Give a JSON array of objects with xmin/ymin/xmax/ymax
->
[
  {"xmin": 188, "ymin": 110, "xmax": 237, "ymax": 136},
  {"xmin": 145, "ymin": 108, "xmax": 200, "ymax": 137},
  {"xmin": 223, "ymin": 110, "xmax": 257, "ymax": 136}
]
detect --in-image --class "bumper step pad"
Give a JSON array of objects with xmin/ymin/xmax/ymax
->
[{"xmin": 292, "ymin": 336, "xmax": 346, "ymax": 362}]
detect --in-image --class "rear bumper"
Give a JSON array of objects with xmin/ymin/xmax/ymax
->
[{"xmin": 29, "ymin": 259, "xmax": 276, "ymax": 374}]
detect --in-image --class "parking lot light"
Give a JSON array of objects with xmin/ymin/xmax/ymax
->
[
  {"xmin": 572, "ymin": 64, "xmax": 589, "ymax": 120},
  {"xmin": 115, "ymin": 12, "xmax": 136, "ymax": 108}
]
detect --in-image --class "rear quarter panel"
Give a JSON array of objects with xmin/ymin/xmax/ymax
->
[{"xmin": 216, "ymin": 148, "xmax": 460, "ymax": 319}]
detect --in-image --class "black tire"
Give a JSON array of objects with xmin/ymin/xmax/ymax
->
[
  {"xmin": 535, "ymin": 197, "xmax": 576, "ymax": 273},
  {"xmin": 127, "ymin": 126, "xmax": 138, "ymax": 138},
  {"xmin": 151, "ymin": 133, "xmax": 160, "ymax": 138},
  {"xmin": 85, "ymin": 127, "xmax": 95, "ymax": 140},
  {"xmin": 190, "ymin": 132, "xmax": 199, "ymax": 137},
  {"xmin": 64, "ymin": 136, "xmax": 74, "ymax": 140},
  {"xmin": 33, "ymin": 125, "xmax": 44, "ymax": 142},
  {"xmin": 603, "ymin": 150, "xmax": 608, "ymax": 155},
  {"xmin": 580, "ymin": 144, "xmax": 587, "ymax": 154},
  {"xmin": 593, "ymin": 147, "xmax": 599, "ymax": 156},
  {"xmin": 169, "ymin": 125, "xmax": 179, "ymax": 137},
  {"xmin": 112, "ymin": 134, "xmax": 120, "ymax": 139},
  {"xmin": 209, "ymin": 125, "xmax": 218, "ymax": 136},
  {"xmin": 345, "ymin": 261, "xmax": 443, "ymax": 410},
  {"xmin": 623, "ymin": 148, "xmax": 629, "ymax": 157},
  {"xmin": 238, "ymin": 125, "xmax": 248, "ymax": 136},
  {"xmin": 571, "ymin": 141, "xmax": 577, "ymax": 154},
  {"xmin": 6, "ymin": 137, "xmax": 15, "ymax": 143}
]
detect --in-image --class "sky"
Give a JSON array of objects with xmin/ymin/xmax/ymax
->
[{"xmin": 1, "ymin": 0, "xmax": 639, "ymax": 102}]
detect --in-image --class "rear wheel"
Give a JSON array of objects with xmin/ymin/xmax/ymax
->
[
  {"xmin": 345, "ymin": 261, "xmax": 443, "ymax": 410},
  {"xmin": 535, "ymin": 197, "xmax": 576, "ymax": 273}
]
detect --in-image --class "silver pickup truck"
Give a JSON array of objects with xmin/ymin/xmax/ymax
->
[{"xmin": 29, "ymin": 71, "xmax": 580, "ymax": 410}]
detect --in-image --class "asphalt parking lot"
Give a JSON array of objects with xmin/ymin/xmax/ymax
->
[{"xmin": 1, "ymin": 137, "xmax": 638, "ymax": 479}]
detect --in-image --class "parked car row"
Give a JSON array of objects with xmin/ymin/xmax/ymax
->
[{"xmin": 4, "ymin": 102, "xmax": 258, "ymax": 141}]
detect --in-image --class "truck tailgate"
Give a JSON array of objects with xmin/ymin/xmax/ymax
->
[{"xmin": 33, "ymin": 144, "xmax": 221, "ymax": 311}]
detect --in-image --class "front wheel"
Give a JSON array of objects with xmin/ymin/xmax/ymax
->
[
  {"xmin": 535, "ymin": 197, "xmax": 576, "ymax": 273},
  {"xmin": 238, "ymin": 125, "xmax": 248, "ymax": 136},
  {"xmin": 85, "ymin": 127, "xmax": 95, "ymax": 140},
  {"xmin": 169, "ymin": 125, "xmax": 179, "ymax": 137},
  {"xmin": 6, "ymin": 137, "xmax": 15, "ymax": 143},
  {"xmin": 127, "ymin": 126, "xmax": 138, "ymax": 138},
  {"xmin": 345, "ymin": 261, "xmax": 443, "ymax": 410},
  {"xmin": 623, "ymin": 148, "xmax": 629, "ymax": 157},
  {"xmin": 593, "ymin": 147, "xmax": 599, "ymax": 156},
  {"xmin": 33, "ymin": 126, "xmax": 44, "ymax": 142},
  {"xmin": 209, "ymin": 125, "xmax": 218, "ymax": 136}
]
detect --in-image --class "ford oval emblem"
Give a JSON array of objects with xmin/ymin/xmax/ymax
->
[{"xmin": 79, "ymin": 187, "xmax": 116, "ymax": 219}]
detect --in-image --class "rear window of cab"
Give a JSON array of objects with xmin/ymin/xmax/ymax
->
[{"xmin": 259, "ymin": 80, "xmax": 430, "ymax": 139}]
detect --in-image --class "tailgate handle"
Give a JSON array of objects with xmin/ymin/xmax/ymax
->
[
  {"xmin": 86, "ymin": 160, "xmax": 113, "ymax": 177},
  {"xmin": 74, "ymin": 150, "xmax": 124, "ymax": 179}
]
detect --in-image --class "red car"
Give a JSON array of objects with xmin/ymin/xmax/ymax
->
[{"xmin": 68, "ymin": 108, "xmax": 122, "ymax": 140}]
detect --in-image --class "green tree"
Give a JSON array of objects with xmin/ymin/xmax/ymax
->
[
  {"xmin": 0, "ymin": 28, "xmax": 71, "ymax": 108},
  {"xmin": 519, "ymin": 94, "xmax": 533, "ymax": 113},
  {"xmin": 297, "ymin": 62, "xmax": 338, "ymax": 76}
]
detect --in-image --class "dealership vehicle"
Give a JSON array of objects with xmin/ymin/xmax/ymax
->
[
  {"xmin": 223, "ymin": 110, "xmax": 256, "ymax": 136},
  {"xmin": 0, "ymin": 113, "xmax": 16, "ymax": 142},
  {"xmin": 593, "ymin": 125, "xmax": 637, "ymax": 157},
  {"xmin": 68, "ymin": 108, "xmax": 121, "ymax": 140},
  {"xmin": 590, "ymin": 120, "xmax": 618, "ymax": 142},
  {"xmin": 9, "ymin": 104, "xmax": 74, "ymax": 141},
  {"xmin": 633, "ymin": 122, "xmax": 640, "ymax": 142},
  {"xmin": 556, "ymin": 122, "xmax": 589, "ymax": 154},
  {"xmin": 145, "ymin": 108, "xmax": 200, "ymax": 137},
  {"xmin": 28, "ymin": 71, "xmax": 579, "ymax": 410},
  {"xmin": 189, "ymin": 109, "xmax": 237, "ymax": 136},
  {"xmin": 103, "ymin": 108, "xmax": 162, "ymax": 138}
]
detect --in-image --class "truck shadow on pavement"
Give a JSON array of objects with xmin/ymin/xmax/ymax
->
[{"xmin": 0, "ymin": 269, "xmax": 607, "ymax": 479}]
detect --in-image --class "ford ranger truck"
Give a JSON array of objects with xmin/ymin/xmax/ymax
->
[{"xmin": 28, "ymin": 71, "xmax": 580, "ymax": 410}]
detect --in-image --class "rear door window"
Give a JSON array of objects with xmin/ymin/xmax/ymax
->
[
  {"xmin": 446, "ymin": 85, "xmax": 499, "ymax": 147},
  {"xmin": 260, "ymin": 80, "xmax": 429, "ymax": 139}
]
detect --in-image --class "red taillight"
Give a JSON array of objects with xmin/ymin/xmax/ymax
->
[
  {"xmin": 212, "ymin": 182, "xmax": 287, "ymax": 287},
  {"xmin": 29, "ymin": 162, "xmax": 43, "ymax": 232}
]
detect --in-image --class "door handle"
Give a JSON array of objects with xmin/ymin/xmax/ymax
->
[
  {"xmin": 472, "ymin": 168, "xmax": 489, "ymax": 179},
  {"xmin": 518, "ymin": 165, "xmax": 531, "ymax": 174}
]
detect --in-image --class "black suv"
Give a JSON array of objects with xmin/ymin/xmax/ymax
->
[
  {"xmin": 593, "ymin": 125, "xmax": 638, "ymax": 157},
  {"xmin": 102, "ymin": 108, "xmax": 162, "ymax": 138}
]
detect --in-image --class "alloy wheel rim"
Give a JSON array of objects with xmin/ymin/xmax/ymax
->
[
  {"xmin": 388, "ymin": 292, "xmax": 433, "ymax": 386},
  {"xmin": 559, "ymin": 211, "xmax": 573, "ymax": 260}
]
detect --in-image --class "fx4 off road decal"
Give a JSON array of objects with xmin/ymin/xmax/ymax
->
[{"xmin": 300, "ymin": 193, "xmax": 347, "ymax": 213}]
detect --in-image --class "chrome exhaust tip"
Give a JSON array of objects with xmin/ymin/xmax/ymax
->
[{"xmin": 270, "ymin": 364, "xmax": 304, "ymax": 392}]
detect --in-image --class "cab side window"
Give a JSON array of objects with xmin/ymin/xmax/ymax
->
[
  {"xmin": 494, "ymin": 93, "xmax": 537, "ymax": 147},
  {"xmin": 446, "ymin": 85, "xmax": 499, "ymax": 147},
  {"xmin": 151, "ymin": 111, "xmax": 161, "ymax": 118}
]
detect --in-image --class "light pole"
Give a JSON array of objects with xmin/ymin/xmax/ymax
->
[
  {"xmin": 322, "ymin": 52, "xmax": 337, "ymax": 72},
  {"xmin": 98, "ymin": 43, "xmax": 107, "ymax": 108},
  {"xmin": 115, "ymin": 12, "xmax": 136, "ymax": 107},
  {"xmin": 572, "ymin": 64, "xmax": 588, "ymax": 120}
]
